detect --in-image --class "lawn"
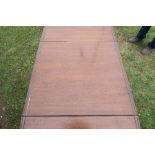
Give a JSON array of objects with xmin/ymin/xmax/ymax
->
[
  {"xmin": 0, "ymin": 27, "xmax": 43, "ymax": 128},
  {"xmin": 114, "ymin": 26, "xmax": 155, "ymax": 128}
]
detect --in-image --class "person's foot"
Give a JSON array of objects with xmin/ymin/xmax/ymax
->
[
  {"xmin": 128, "ymin": 36, "xmax": 142, "ymax": 43},
  {"xmin": 140, "ymin": 46, "xmax": 153, "ymax": 55}
]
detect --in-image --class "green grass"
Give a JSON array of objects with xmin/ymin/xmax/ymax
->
[
  {"xmin": 0, "ymin": 27, "xmax": 43, "ymax": 128},
  {"xmin": 114, "ymin": 26, "xmax": 155, "ymax": 128}
]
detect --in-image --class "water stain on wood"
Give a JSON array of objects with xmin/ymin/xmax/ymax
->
[{"xmin": 64, "ymin": 120, "xmax": 90, "ymax": 129}]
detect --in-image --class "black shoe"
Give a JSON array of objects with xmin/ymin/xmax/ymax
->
[
  {"xmin": 140, "ymin": 46, "xmax": 153, "ymax": 55},
  {"xmin": 128, "ymin": 36, "xmax": 142, "ymax": 43}
]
